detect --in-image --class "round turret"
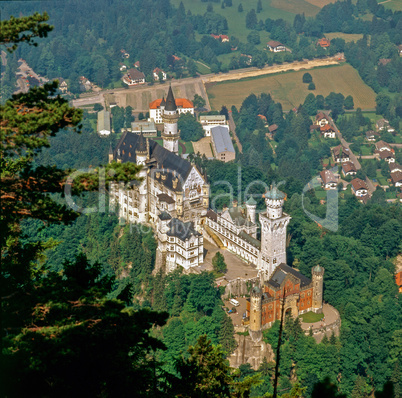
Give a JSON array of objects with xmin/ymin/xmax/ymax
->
[
  {"xmin": 246, "ymin": 196, "xmax": 257, "ymax": 224},
  {"xmin": 264, "ymin": 186, "xmax": 285, "ymax": 219},
  {"xmin": 249, "ymin": 285, "xmax": 262, "ymax": 342},
  {"xmin": 312, "ymin": 265, "xmax": 325, "ymax": 313},
  {"xmin": 136, "ymin": 130, "xmax": 147, "ymax": 165}
]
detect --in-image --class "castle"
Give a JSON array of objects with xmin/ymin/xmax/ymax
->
[
  {"xmin": 247, "ymin": 264, "xmax": 325, "ymax": 342},
  {"xmin": 205, "ymin": 186, "xmax": 291, "ymax": 282},
  {"xmin": 110, "ymin": 85, "xmax": 291, "ymax": 281}
]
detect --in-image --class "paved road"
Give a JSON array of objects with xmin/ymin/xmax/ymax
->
[
  {"xmin": 389, "ymin": 143, "xmax": 402, "ymax": 148},
  {"xmin": 228, "ymin": 111, "xmax": 242, "ymax": 153}
]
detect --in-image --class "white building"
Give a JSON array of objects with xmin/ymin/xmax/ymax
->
[
  {"xmin": 200, "ymin": 114, "xmax": 228, "ymax": 136},
  {"xmin": 320, "ymin": 169, "xmax": 337, "ymax": 189},
  {"xmin": 267, "ymin": 40, "xmax": 286, "ymax": 52},
  {"xmin": 351, "ymin": 178, "xmax": 368, "ymax": 197},
  {"xmin": 153, "ymin": 68, "xmax": 167, "ymax": 81},
  {"xmin": 206, "ymin": 187, "xmax": 291, "ymax": 281},
  {"xmin": 123, "ymin": 68, "xmax": 145, "ymax": 86},
  {"xmin": 149, "ymin": 95, "xmax": 193, "ymax": 124},
  {"xmin": 157, "ymin": 213, "xmax": 204, "ymax": 272}
]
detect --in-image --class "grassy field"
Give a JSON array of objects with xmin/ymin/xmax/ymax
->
[
  {"xmin": 325, "ymin": 32, "xmax": 365, "ymax": 43},
  {"xmin": 305, "ymin": 0, "xmax": 337, "ymax": 7},
  {"xmin": 207, "ymin": 64, "xmax": 377, "ymax": 111},
  {"xmin": 299, "ymin": 311, "xmax": 324, "ymax": 323},
  {"xmin": 380, "ymin": 0, "xmax": 402, "ymax": 11},
  {"xmin": 171, "ymin": 0, "xmax": 319, "ymax": 43}
]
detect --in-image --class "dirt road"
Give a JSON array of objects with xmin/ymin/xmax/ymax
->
[
  {"xmin": 72, "ymin": 56, "xmax": 343, "ymax": 111},
  {"xmin": 206, "ymin": 56, "xmax": 342, "ymax": 83}
]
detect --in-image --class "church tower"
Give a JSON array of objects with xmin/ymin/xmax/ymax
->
[
  {"xmin": 161, "ymin": 85, "xmax": 179, "ymax": 154},
  {"xmin": 312, "ymin": 265, "xmax": 325, "ymax": 313},
  {"xmin": 258, "ymin": 186, "xmax": 291, "ymax": 281},
  {"xmin": 136, "ymin": 130, "xmax": 148, "ymax": 223},
  {"xmin": 249, "ymin": 285, "xmax": 262, "ymax": 342}
]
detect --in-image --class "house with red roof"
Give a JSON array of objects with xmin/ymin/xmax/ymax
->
[
  {"xmin": 153, "ymin": 68, "xmax": 167, "ymax": 81},
  {"xmin": 149, "ymin": 97, "xmax": 194, "ymax": 124},
  {"xmin": 267, "ymin": 40, "xmax": 286, "ymax": 52},
  {"xmin": 317, "ymin": 38, "xmax": 330, "ymax": 48},
  {"xmin": 123, "ymin": 68, "xmax": 145, "ymax": 86},
  {"xmin": 320, "ymin": 124, "xmax": 336, "ymax": 138}
]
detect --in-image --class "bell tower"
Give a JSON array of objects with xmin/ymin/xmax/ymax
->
[
  {"xmin": 258, "ymin": 185, "xmax": 291, "ymax": 281},
  {"xmin": 161, "ymin": 85, "xmax": 179, "ymax": 154}
]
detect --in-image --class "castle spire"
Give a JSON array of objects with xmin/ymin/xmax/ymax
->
[
  {"xmin": 165, "ymin": 84, "xmax": 177, "ymax": 111},
  {"xmin": 136, "ymin": 127, "xmax": 147, "ymax": 153}
]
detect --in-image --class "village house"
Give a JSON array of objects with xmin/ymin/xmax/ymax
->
[
  {"xmin": 267, "ymin": 40, "xmax": 286, "ymax": 52},
  {"xmin": 153, "ymin": 68, "xmax": 167, "ymax": 81},
  {"xmin": 342, "ymin": 161, "xmax": 357, "ymax": 176},
  {"xmin": 320, "ymin": 169, "xmax": 338, "ymax": 190},
  {"xmin": 375, "ymin": 140, "xmax": 392, "ymax": 152},
  {"xmin": 376, "ymin": 119, "xmax": 394, "ymax": 133},
  {"xmin": 389, "ymin": 163, "xmax": 402, "ymax": 174},
  {"xmin": 320, "ymin": 124, "xmax": 336, "ymax": 138},
  {"xmin": 120, "ymin": 49, "xmax": 130, "ymax": 59},
  {"xmin": 57, "ymin": 78, "xmax": 68, "ymax": 93},
  {"xmin": 268, "ymin": 124, "xmax": 278, "ymax": 136},
  {"xmin": 123, "ymin": 68, "xmax": 145, "ymax": 86},
  {"xmin": 317, "ymin": 38, "xmax": 330, "ymax": 48},
  {"xmin": 149, "ymin": 97, "xmax": 194, "ymax": 124},
  {"xmin": 315, "ymin": 112, "xmax": 330, "ymax": 127},
  {"xmin": 240, "ymin": 54, "xmax": 253, "ymax": 65},
  {"xmin": 365, "ymin": 130, "xmax": 376, "ymax": 141},
  {"xmin": 258, "ymin": 114, "xmax": 268, "ymax": 127},
  {"xmin": 210, "ymin": 34, "xmax": 229, "ymax": 42},
  {"xmin": 379, "ymin": 150, "xmax": 395, "ymax": 164},
  {"xmin": 332, "ymin": 145, "xmax": 350, "ymax": 163},
  {"xmin": 79, "ymin": 76, "xmax": 92, "ymax": 91},
  {"xmin": 351, "ymin": 178, "xmax": 368, "ymax": 198},
  {"xmin": 210, "ymin": 126, "xmax": 235, "ymax": 163},
  {"xmin": 133, "ymin": 61, "xmax": 140, "ymax": 68},
  {"xmin": 391, "ymin": 171, "xmax": 402, "ymax": 187}
]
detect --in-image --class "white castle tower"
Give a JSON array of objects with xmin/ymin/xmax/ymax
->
[
  {"xmin": 258, "ymin": 185, "xmax": 291, "ymax": 281},
  {"xmin": 161, "ymin": 85, "xmax": 179, "ymax": 154}
]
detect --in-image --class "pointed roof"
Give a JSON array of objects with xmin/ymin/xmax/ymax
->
[
  {"xmin": 160, "ymin": 95, "xmax": 166, "ymax": 107},
  {"xmin": 246, "ymin": 196, "xmax": 257, "ymax": 206},
  {"xmin": 165, "ymin": 85, "xmax": 177, "ymax": 111},
  {"xmin": 136, "ymin": 129, "xmax": 147, "ymax": 153}
]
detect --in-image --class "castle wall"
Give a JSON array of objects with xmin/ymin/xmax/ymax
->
[{"xmin": 221, "ymin": 277, "xmax": 259, "ymax": 299}]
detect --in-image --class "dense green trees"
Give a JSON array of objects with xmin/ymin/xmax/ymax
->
[
  {"xmin": 178, "ymin": 112, "xmax": 204, "ymax": 141},
  {"xmin": 212, "ymin": 252, "xmax": 227, "ymax": 273}
]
